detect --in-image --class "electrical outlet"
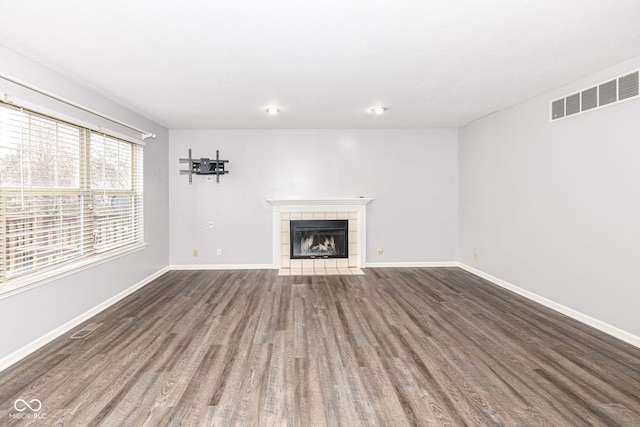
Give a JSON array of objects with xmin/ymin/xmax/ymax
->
[
  {"xmin": 473, "ymin": 252, "xmax": 478, "ymax": 261},
  {"xmin": 377, "ymin": 247, "xmax": 384, "ymax": 255},
  {"xmin": 217, "ymin": 248, "xmax": 222, "ymax": 256},
  {"xmin": 193, "ymin": 249, "xmax": 198, "ymax": 257}
]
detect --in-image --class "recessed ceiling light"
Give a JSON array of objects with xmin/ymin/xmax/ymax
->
[
  {"xmin": 265, "ymin": 106, "xmax": 282, "ymax": 115},
  {"xmin": 371, "ymin": 106, "xmax": 387, "ymax": 114}
]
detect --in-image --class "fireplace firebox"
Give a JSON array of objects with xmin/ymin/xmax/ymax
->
[{"xmin": 290, "ymin": 220, "xmax": 348, "ymax": 259}]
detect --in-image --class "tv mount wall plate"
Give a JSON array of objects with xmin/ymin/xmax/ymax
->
[{"xmin": 179, "ymin": 149, "xmax": 229, "ymax": 184}]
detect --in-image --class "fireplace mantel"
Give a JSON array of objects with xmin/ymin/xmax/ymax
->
[
  {"xmin": 267, "ymin": 198, "xmax": 374, "ymax": 273},
  {"xmin": 267, "ymin": 197, "xmax": 374, "ymax": 210}
]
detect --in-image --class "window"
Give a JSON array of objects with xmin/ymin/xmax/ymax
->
[{"xmin": 0, "ymin": 102, "xmax": 144, "ymax": 288}]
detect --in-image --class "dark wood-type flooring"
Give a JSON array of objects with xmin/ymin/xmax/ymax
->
[{"xmin": 1, "ymin": 268, "xmax": 639, "ymax": 426}]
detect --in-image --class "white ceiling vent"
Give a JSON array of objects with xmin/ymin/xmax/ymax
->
[{"xmin": 550, "ymin": 70, "xmax": 639, "ymax": 121}]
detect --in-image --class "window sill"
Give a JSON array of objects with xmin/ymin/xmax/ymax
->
[{"xmin": 0, "ymin": 242, "xmax": 148, "ymax": 301}]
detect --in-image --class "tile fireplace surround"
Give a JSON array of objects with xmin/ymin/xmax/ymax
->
[{"xmin": 267, "ymin": 198, "xmax": 374, "ymax": 276}]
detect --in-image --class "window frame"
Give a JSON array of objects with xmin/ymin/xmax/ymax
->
[{"xmin": 0, "ymin": 101, "xmax": 146, "ymax": 297}]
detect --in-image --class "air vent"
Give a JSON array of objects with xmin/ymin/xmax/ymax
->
[
  {"xmin": 599, "ymin": 80, "xmax": 617, "ymax": 106},
  {"xmin": 619, "ymin": 71, "xmax": 639, "ymax": 100},
  {"xmin": 566, "ymin": 93, "xmax": 580, "ymax": 116},
  {"xmin": 70, "ymin": 323, "xmax": 102, "ymax": 339},
  {"xmin": 581, "ymin": 87, "xmax": 597, "ymax": 111},
  {"xmin": 551, "ymin": 99, "xmax": 565, "ymax": 119},
  {"xmin": 550, "ymin": 69, "xmax": 639, "ymax": 121}
]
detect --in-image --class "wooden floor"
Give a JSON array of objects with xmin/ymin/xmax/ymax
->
[{"xmin": 1, "ymin": 268, "xmax": 639, "ymax": 426}]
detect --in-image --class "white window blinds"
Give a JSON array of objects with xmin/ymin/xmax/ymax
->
[
  {"xmin": 90, "ymin": 133, "xmax": 143, "ymax": 253},
  {"xmin": 0, "ymin": 102, "xmax": 144, "ymax": 285}
]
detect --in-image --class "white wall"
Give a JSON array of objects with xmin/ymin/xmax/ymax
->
[
  {"xmin": 0, "ymin": 46, "xmax": 170, "ymax": 362},
  {"xmin": 459, "ymin": 56, "xmax": 640, "ymax": 337},
  {"xmin": 169, "ymin": 129, "xmax": 458, "ymax": 266}
]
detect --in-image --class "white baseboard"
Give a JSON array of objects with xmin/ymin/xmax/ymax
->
[
  {"xmin": 169, "ymin": 264, "xmax": 275, "ymax": 270},
  {"xmin": 458, "ymin": 263, "xmax": 640, "ymax": 349},
  {"xmin": 366, "ymin": 261, "xmax": 459, "ymax": 268},
  {"xmin": 0, "ymin": 266, "xmax": 170, "ymax": 373}
]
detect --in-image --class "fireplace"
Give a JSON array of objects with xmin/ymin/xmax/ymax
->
[
  {"xmin": 267, "ymin": 197, "xmax": 374, "ymax": 275},
  {"xmin": 290, "ymin": 220, "xmax": 348, "ymax": 259}
]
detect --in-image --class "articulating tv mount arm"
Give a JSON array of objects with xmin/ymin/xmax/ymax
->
[{"xmin": 179, "ymin": 149, "xmax": 229, "ymax": 184}]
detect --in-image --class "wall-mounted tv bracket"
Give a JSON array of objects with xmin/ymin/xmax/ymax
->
[{"xmin": 179, "ymin": 149, "xmax": 229, "ymax": 184}]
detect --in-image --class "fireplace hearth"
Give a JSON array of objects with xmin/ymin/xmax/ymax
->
[{"xmin": 290, "ymin": 220, "xmax": 348, "ymax": 259}]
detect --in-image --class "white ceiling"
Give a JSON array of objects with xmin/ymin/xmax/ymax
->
[{"xmin": 1, "ymin": 0, "xmax": 640, "ymax": 129}]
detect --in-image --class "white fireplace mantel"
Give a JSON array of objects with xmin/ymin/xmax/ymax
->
[
  {"xmin": 267, "ymin": 197, "xmax": 374, "ymax": 210},
  {"xmin": 267, "ymin": 198, "xmax": 374, "ymax": 270}
]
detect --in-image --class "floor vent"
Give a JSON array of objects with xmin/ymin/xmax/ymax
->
[
  {"xmin": 550, "ymin": 70, "xmax": 639, "ymax": 121},
  {"xmin": 70, "ymin": 323, "xmax": 102, "ymax": 339}
]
